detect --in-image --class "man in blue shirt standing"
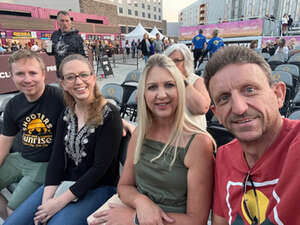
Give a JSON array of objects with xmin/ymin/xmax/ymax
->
[
  {"xmin": 192, "ymin": 29, "xmax": 206, "ymax": 69},
  {"xmin": 206, "ymin": 29, "xmax": 224, "ymax": 56}
]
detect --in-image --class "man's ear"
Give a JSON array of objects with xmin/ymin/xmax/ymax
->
[{"xmin": 273, "ymin": 81, "xmax": 286, "ymax": 109}]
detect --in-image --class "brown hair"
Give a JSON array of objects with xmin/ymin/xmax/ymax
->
[
  {"xmin": 204, "ymin": 46, "xmax": 274, "ymax": 94},
  {"xmin": 8, "ymin": 49, "xmax": 45, "ymax": 72},
  {"xmin": 59, "ymin": 54, "xmax": 106, "ymax": 127},
  {"xmin": 57, "ymin": 10, "xmax": 70, "ymax": 18}
]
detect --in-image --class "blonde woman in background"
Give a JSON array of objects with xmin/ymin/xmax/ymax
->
[{"xmin": 89, "ymin": 54, "xmax": 215, "ymax": 225}]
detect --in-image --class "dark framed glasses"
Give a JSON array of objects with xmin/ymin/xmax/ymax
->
[
  {"xmin": 63, "ymin": 72, "xmax": 92, "ymax": 84},
  {"xmin": 243, "ymin": 171, "xmax": 260, "ymax": 225}
]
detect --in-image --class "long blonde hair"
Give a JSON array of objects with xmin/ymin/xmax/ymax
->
[
  {"xmin": 134, "ymin": 54, "xmax": 215, "ymax": 166},
  {"xmin": 59, "ymin": 54, "xmax": 107, "ymax": 127}
]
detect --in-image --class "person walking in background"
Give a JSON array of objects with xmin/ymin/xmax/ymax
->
[
  {"xmin": 131, "ymin": 39, "xmax": 137, "ymax": 58},
  {"xmin": 89, "ymin": 54, "xmax": 215, "ymax": 225},
  {"xmin": 288, "ymin": 15, "xmax": 293, "ymax": 31},
  {"xmin": 281, "ymin": 13, "xmax": 288, "ymax": 36},
  {"xmin": 165, "ymin": 43, "xmax": 211, "ymax": 130},
  {"xmin": 153, "ymin": 33, "xmax": 164, "ymax": 54},
  {"xmin": 4, "ymin": 54, "xmax": 123, "ymax": 225},
  {"xmin": 42, "ymin": 10, "xmax": 86, "ymax": 78},
  {"xmin": 140, "ymin": 33, "xmax": 152, "ymax": 63},
  {"xmin": 125, "ymin": 40, "xmax": 130, "ymax": 58},
  {"xmin": 192, "ymin": 29, "xmax": 206, "ymax": 69}
]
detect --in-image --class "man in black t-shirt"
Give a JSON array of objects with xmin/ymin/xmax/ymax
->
[{"xmin": 0, "ymin": 50, "xmax": 64, "ymax": 219}]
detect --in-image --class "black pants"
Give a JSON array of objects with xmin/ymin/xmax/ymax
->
[{"xmin": 193, "ymin": 48, "xmax": 204, "ymax": 69}]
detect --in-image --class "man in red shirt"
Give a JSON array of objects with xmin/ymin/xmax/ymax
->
[{"xmin": 204, "ymin": 46, "xmax": 300, "ymax": 225}]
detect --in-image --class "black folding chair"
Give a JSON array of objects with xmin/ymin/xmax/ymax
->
[
  {"xmin": 122, "ymin": 89, "xmax": 137, "ymax": 121},
  {"xmin": 275, "ymin": 64, "xmax": 299, "ymax": 88},
  {"xmin": 272, "ymin": 71, "xmax": 294, "ymax": 116},
  {"xmin": 268, "ymin": 54, "xmax": 285, "ymax": 70},
  {"xmin": 288, "ymin": 110, "xmax": 300, "ymax": 120}
]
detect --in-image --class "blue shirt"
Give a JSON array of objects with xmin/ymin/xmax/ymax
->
[
  {"xmin": 192, "ymin": 34, "xmax": 206, "ymax": 49},
  {"xmin": 206, "ymin": 37, "xmax": 224, "ymax": 55}
]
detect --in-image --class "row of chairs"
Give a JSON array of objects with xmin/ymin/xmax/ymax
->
[
  {"xmin": 268, "ymin": 52, "xmax": 300, "ymax": 71},
  {"xmin": 101, "ymin": 69, "xmax": 141, "ymax": 122}
]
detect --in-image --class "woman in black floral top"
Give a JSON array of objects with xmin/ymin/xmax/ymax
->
[{"xmin": 4, "ymin": 54, "xmax": 123, "ymax": 225}]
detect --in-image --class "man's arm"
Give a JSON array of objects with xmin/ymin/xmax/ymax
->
[
  {"xmin": 0, "ymin": 135, "xmax": 14, "ymax": 166},
  {"xmin": 212, "ymin": 213, "xmax": 228, "ymax": 225}
]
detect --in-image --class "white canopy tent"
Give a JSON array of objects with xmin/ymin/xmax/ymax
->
[
  {"xmin": 149, "ymin": 27, "xmax": 165, "ymax": 40},
  {"xmin": 124, "ymin": 23, "xmax": 149, "ymax": 42}
]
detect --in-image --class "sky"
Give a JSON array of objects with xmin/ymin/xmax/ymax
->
[{"xmin": 163, "ymin": 0, "xmax": 198, "ymax": 22}]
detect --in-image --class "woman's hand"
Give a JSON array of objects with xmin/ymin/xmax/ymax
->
[
  {"xmin": 135, "ymin": 197, "xmax": 174, "ymax": 225},
  {"xmin": 34, "ymin": 198, "xmax": 66, "ymax": 224},
  {"xmin": 89, "ymin": 203, "xmax": 135, "ymax": 225}
]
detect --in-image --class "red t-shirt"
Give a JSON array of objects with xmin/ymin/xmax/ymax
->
[{"xmin": 213, "ymin": 118, "xmax": 300, "ymax": 225}]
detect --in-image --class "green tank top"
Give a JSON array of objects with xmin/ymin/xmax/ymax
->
[{"xmin": 135, "ymin": 135, "xmax": 196, "ymax": 213}]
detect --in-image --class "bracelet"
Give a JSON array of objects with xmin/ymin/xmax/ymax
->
[{"xmin": 134, "ymin": 213, "xmax": 140, "ymax": 225}]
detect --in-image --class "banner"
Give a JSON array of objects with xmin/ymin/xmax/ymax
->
[{"xmin": 179, "ymin": 19, "xmax": 264, "ymax": 41}]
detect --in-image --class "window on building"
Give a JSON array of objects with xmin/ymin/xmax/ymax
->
[
  {"xmin": 0, "ymin": 10, "xmax": 32, "ymax": 17},
  {"xmin": 120, "ymin": 26, "xmax": 127, "ymax": 33},
  {"xmin": 119, "ymin": 7, "xmax": 123, "ymax": 14},
  {"xmin": 158, "ymin": 8, "xmax": 161, "ymax": 13},
  {"xmin": 148, "ymin": 13, "xmax": 151, "ymax": 18},
  {"xmin": 148, "ymin": 5, "xmax": 150, "ymax": 10},
  {"xmin": 142, "ymin": 3, "xmax": 145, "ymax": 8},
  {"xmin": 159, "ymin": 15, "xmax": 161, "ymax": 20},
  {"xmin": 86, "ymin": 19, "xmax": 103, "ymax": 24},
  {"xmin": 134, "ymin": 3, "xmax": 138, "ymax": 7},
  {"xmin": 142, "ymin": 12, "xmax": 145, "ymax": 17},
  {"xmin": 154, "ymin": 7, "xmax": 156, "ymax": 11},
  {"xmin": 128, "ymin": 9, "xmax": 132, "ymax": 15},
  {"xmin": 154, "ymin": 14, "xmax": 157, "ymax": 19},
  {"xmin": 128, "ymin": 26, "xmax": 135, "ymax": 32},
  {"xmin": 135, "ymin": 10, "xmax": 138, "ymax": 16}
]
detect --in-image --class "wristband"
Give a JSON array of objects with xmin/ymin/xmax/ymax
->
[{"xmin": 134, "ymin": 213, "xmax": 140, "ymax": 225}]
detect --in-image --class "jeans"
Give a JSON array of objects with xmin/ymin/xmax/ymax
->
[
  {"xmin": 4, "ymin": 185, "xmax": 116, "ymax": 225},
  {"xmin": 144, "ymin": 55, "xmax": 149, "ymax": 63}
]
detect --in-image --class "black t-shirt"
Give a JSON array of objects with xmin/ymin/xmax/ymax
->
[{"xmin": 3, "ymin": 85, "xmax": 64, "ymax": 162}]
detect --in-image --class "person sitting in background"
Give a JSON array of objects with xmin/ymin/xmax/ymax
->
[
  {"xmin": 89, "ymin": 54, "xmax": 215, "ymax": 225},
  {"xmin": 4, "ymin": 54, "xmax": 123, "ymax": 225},
  {"xmin": 275, "ymin": 38, "xmax": 289, "ymax": 61},
  {"xmin": 165, "ymin": 43, "xmax": 211, "ymax": 130},
  {"xmin": 262, "ymin": 40, "xmax": 275, "ymax": 56}
]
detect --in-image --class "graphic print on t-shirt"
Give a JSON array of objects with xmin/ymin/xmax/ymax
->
[
  {"xmin": 226, "ymin": 179, "xmax": 279, "ymax": 225},
  {"xmin": 22, "ymin": 113, "xmax": 53, "ymax": 147}
]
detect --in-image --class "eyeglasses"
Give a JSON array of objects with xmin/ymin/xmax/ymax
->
[
  {"xmin": 63, "ymin": 72, "xmax": 92, "ymax": 83},
  {"xmin": 172, "ymin": 58, "xmax": 184, "ymax": 64},
  {"xmin": 243, "ymin": 172, "xmax": 260, "ymax": 225}
]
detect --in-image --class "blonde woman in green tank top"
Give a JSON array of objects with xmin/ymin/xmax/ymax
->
[{"xmin": 90, "ymin": 54, "xmax": 215, "ymax": 225}]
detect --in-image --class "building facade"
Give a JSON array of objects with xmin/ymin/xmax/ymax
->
[
  {"xmin": 0, "ymin": 0, "xmax": 80, "ymax": 12},
  {"xmin": 87, "ymin": 0, "xmax": 165, "ymax": 33},
  {"xmin": 224, "ymin": 0, "xmax": 300, "ymax": 22},
  {"xmin": 180, "ymin": 0, "xmax": 300, "ymax": 26},
  {"xmin": 179, "ymin": 0, "xmax": 226, "ymax": 26}
]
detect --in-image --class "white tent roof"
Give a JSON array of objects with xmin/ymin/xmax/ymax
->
[
  {"xmin": 125, "ymin": 23, "xmax": 149, "ymax": 41},
  {"xmin": 149, "ymin": 27, "xmax": 164, "ymax": 40}
]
